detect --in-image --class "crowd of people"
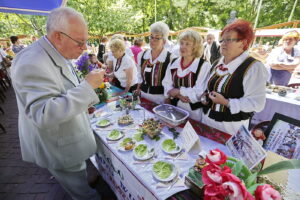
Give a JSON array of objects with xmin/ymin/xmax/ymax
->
[{"xmin": 2, "ymin": 6, "xmax": 299, "ymax": 200}]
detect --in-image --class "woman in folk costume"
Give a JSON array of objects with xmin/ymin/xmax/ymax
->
[
  {"xmin": 134, "ymin": 21, "xmax": 172, "ymax": 104},
  {"xmin": 162, "ymin": 30, "xmax": 211, "ymax": 120},
  {"xmin": 201, "ymin": 19, "xmax": 268, "ymax": 135}
]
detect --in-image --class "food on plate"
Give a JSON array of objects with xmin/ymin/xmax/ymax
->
[
  {"xmin": 152, "ymin": 161, "xmax": 173, "ymax": 179},
  {"xmin": 162, "ymin": 139, "xmax": 177, "ymax": 152},
  {"xmin": 134, "ymin": 144, "xmax": 148, "ymax": 157},
  {"xmin": 97, "ymin": 119, "xmax": 110, "ymax": 127},
  {"xmin": 119, "ymin": 137, "xmax": 135, "ymax": 150},
  {"xmin": 133, "ymin": 129, "xmax": 144, "ymax": 142},
  {"xmin": 118, "ymin": 115, "xmax": 134, "ymax": 125},
  {"xmin": 141, "ymin": 118, "xmax": 162, "ymax": 138},
  {"xmin": 119, "ymin": 95, "xmax": 138, "ymax": 110},
  {"xmin": 107, "ymin": 129, "xmax": 122, "ymax": 140}
]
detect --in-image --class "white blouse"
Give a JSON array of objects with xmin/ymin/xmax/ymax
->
[
  {"xmin": 136, "ymin": 48, "xmax": 169, "ymax": 84},
  {"xmin": 112, "ymin": 54, "xmax": 138, "ymax": 88},
  {"xmin": 162, "ymin": 57, "xmax": 211, "ymax": 103}
]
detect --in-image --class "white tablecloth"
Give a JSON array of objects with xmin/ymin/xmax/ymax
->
[
  {"xmin": 91, "ymin": 103, "xmax": 230, "ymax": 200},
  {"xmin": 252, "ymin": 93, "xmax": 300, "ymax": 124}
]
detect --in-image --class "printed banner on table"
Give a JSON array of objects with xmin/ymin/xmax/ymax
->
[{"xmin": 95, "ymin": 141, "xmax": 158, "ymax": 200}]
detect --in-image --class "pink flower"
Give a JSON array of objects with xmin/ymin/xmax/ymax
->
[
  {"xmin": 202, "ymin": 164, "xmax": 223, "ymax": 185},
  {"xmin": 202, "ymin": 164, "xmax": 232, "ymax": 185},
  {"xmin": 255, "ymin": 184, "xmax": 281, "ymax": 200},
  {"xmin": 206, "ymin": 149, "xmax": 227, "ymax": 165},
  {"xmin": 221, "ymin": 173, "xmax": 254, "ymax": 200},
  {"xmin": 204, "ymin": 184, "xmax": 227, "ymax": 200}
]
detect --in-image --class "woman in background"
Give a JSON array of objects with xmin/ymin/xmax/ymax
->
[{"xmin": 108, "ymin": 39, "xmax": 137, "ymax": 95}]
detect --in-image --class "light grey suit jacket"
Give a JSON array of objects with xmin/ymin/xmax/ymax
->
[{"xmin": 11, "ymin": 37, "xmax": 99, "ymax": 169}]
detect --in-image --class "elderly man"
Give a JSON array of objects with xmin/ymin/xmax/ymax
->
[
  {"xmin": 11, "ymin": 7, "xmax": 105, "ymax": 200},
  {"xmin": 203, "ymin": 33, "xmax": 221, "ymax": 64}
]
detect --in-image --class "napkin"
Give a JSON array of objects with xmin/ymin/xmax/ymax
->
[
  {"xmin": 132, "ymin": 160, "xmax": 154, "ymax": 165},
  {"xmin": 165, "ymin": 153, "xmax": 188, "ymax": 160},
  {"xmin": 156, "ymin": 178, "xmax": 185, "ymax": 189}
]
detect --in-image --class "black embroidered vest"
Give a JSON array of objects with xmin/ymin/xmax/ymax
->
[
  {"xmin": 203, "ymin": 57, "xmax": 257, "ymax": 121},
  {"xmin": 140, "ymin": 50, "xmax": 171, "ymax": 94},
  {"xmin": 170, "ymin": 58, "xmax": 205, "ymax": 110}
]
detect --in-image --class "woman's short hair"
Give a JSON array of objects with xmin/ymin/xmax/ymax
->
[
  {"xmin": 46, "ymin": 7, "xmax": 86, "ymax": 34},
  {"xmin": 178, "ymin": 30, "xmax": 204, "ymax": 58},
  {"xmin": 282, "ymin": 30, "xmax": 300, "ymax": 42},
  {"xmin": 134, "ymin": 38, "xmax": 144, "ymax": 47},
  {"xmin": 111, "ymin": 34, "xmax": 125, "ymax": 41},
  {"xmin": 221, "ymin": 19, "xmax": 254, "ymax": 51},
  {"xmin": 150, "ymin": 21, "xmax": 170, "ymax": 41},
  {"xmin": 109, "ymin": 39, "xmax": 126, "ymax": 52}
]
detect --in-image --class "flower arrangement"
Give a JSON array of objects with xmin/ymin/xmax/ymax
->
[
  {"xmin": 187, "ymin": 149, "xmax": 300, "ymax": 200},
  {"xmin": 76, "ymin": 52, "xmax": 109, "ymax": 103},
  {"xmin": 95, "ymin": 82, "xmax": 110, "ymax": 103},
  {"xmin": 75, "ymin": 52, "xmax": 98, "ymax": 77}
]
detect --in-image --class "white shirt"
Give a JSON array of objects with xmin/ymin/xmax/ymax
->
[
  {"xmin": 212, "ymin": 51, "xmax": 268, "ymax": 114},
  {"xmin": 136, "ymin": 48, "xmax": 169, "ymax": 84},
  {"xmin": 113, "ymin": 54, "xmax": 138, "ymax": 88},
  {"xmin": 0, "ymin": 48, "xmax": 7, "ymax": 63},
  {"xmin": 162, "ymin": 57, "xmax": 211, "ymax": 103},
  {"xmin": 266, "ymin": 46, "xmax": 300, "ymax": 65}
]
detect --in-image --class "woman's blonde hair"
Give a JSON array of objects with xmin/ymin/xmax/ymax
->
[
  {"xmin": 178, "ymin": 30, "xmax": 204, "ymax": 58},
  {"xmin": 109, "ymin": 39, "xmax": 125, "ymax": 52},
  {"xmin": 282, "ymin": 30, "xmax": 300, "ymax": 41}
]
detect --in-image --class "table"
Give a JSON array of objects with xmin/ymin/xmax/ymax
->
[
  {"xmin": 252, "ymin": 93, "xmax": 300, "ymax": 125},
  {"xmin": 91, "ymin": 103, "xmax": 230, "ymax": 200}
]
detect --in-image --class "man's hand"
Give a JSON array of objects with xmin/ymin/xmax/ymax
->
[{"xmin": 85, "ymin": 69, "xmax": 105, "ymax": 89}]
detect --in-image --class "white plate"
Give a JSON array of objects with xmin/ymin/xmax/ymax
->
[
  {"xmin": 161, "ymin": 139, "xmax": 182, "ymax": 155},
  {"xmin": 106, "ymin": 130, "xmax": 124, "ymax": 141},
  {"xmin": 133, "ymin": 144, "xmax": 154, "ymax": 160},
  {"xmin": 118, "ymin": 138, "xmax": 136, "ymax": 151},
  {"xmin": 96, "ymin": 119, "xmax": 112, "ymax": 128},
  {"xmin": 152, "ymin": 160, "xmax": 177, "ymax": 182}
]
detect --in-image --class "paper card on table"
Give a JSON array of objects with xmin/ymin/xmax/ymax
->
[
  {"xmin": 226, "ymin": 125, "xmax": 267, "ymax": 170},
  {"xmin": 181, "ymin": 121, "xmax": 201, "ymax": 154}
]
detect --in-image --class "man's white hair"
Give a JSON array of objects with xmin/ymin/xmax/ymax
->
[
  {"xmin": 150, "ymin": 21, "xmax": 170, "ymax": 41},
  {"xmin": 46, "ymin": 7, "xmax": 86, "ymax": 34}
]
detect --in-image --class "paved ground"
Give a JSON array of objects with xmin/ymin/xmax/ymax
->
[{"xmin": 0, "ymin": 87, "xmax": 77, "ymax": 200}]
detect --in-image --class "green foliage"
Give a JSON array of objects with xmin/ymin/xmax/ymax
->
[
  {"xmin": 0, "ymin": 0, "xmax": 299, "ymax": 39},
  {"xmin": 259, "ymin": 159, "xmax": 300, "ymax": 175}
]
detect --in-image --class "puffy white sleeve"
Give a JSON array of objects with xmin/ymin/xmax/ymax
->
[
  {"xmin": 228, "ymin": 61, "xmax": 268, "ymax": 114},
  {"xmin": 162, "ymin": 62, "xmax": 175, "ymax": 97},
  {"xmin": 179, "ymin": 61, "xmax": 211, "ymax": 103}
]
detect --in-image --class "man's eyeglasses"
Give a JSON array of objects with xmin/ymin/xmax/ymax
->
[
  {"xmin": 149, "ymin": 36, "xmax": 163, "ymax": 41},
  {"xmin": 219, "ymin": 38, "xmax": 242, "ymax": 44},
  {"xmin": 60, "ymin": 32, "xmax": 86, "ymax": 47}
]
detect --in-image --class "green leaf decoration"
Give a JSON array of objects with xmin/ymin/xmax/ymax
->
[
  {"xmin": 187, "ymin": 168, "xmax": 204, "ymax": 188},
  {"xmin": 259, "ymin": 159, "xmax": 300, "ymax": 175},
  {"xmin": 245, "ymin": 172, "xmax": 258, "ymax": 188},
  {"xmin": 231, "ymin": 160, "xmax": 243, "ymax": 176}
]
